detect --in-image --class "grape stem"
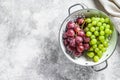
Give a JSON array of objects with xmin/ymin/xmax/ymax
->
[{"xmin": 81, "ymin": 21, "xmax": 85, "ymax": 29}]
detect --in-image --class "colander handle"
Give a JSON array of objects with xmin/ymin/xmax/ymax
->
[
  {"xmin": 91, "ymin": 60, "xmax": 108, "ymax": 72},
  {"xmin": 68, "ymin": 3, "xmax": 88, "ymax": 15}
]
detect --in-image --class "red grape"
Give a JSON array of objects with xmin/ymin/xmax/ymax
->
[
  {"xmin": 67, "ymin": 21, "xmax": 75, "ymax": 29},
  {"xmin": 63, "ymin": 39, "xmax": 68, "ymax": 46},
  {"xmin": 77, "ymin": 30, "xmax": 85, "ymax": 37},
  {"xmin": 84, "ymin": 43, "xmax": 90, "ymax": 50},
  {"xmin": 69, "ymin": 38, "xmax": 76, "ymax": 47},
  {"xmin": 74, "ymin": 24, "xmax": 81, "ymax": 33},
  {"xmin": 75, "ymin": 36, "xmax": 83, "ymax": 44},
  {"xmin": 66, "ymin": 29, "xmax": 75, "ymax": 37},
  {"xmin": 73, "ymin": 51, "xmax": 82, "ymax": 57},
  {"xmin": 67, "ymin": 45, "xmax": 75, "ymax": 52},
  {"xmin": 77, "ymin": 45, "xmax": 84, "ymax": 52},
  {"xmin": 78, "ymin": 42, "xmax": 83, "ymax": 46},
  {"xmin": 63, "ymin": 32, "xmax": 67, "ymax": 39},
  {"xmin": 76, "ymin": 18, "xmax": 84, "ymax": 25},
  {"xmin": 83, "ymin": 36, "xmax": 90, "ymax": 43},
  {"xmin": 67, "ymin": 37, "xmax": 74, "ymax": 43}
]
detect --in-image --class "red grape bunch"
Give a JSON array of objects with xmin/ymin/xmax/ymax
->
[{"xmin": 63, "ymin": 18, "xmax": 90, "ymax": 57}]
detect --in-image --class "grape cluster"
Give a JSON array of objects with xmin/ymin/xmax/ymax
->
[
  {"xmin": 63, "ymin": 18, "xmax": 90, "ymax": 57},
  {"xmin": 85, "ymin": 17, "xmax": 112, "ymax": 62},
  {"xmin": 62, "ymin": 17, "xmax": 113, "ymax": 62}
]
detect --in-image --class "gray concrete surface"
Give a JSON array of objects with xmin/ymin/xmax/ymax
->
[{"xmin": 0, "ymin": 0, "xmax": 120, "ymax": 80}]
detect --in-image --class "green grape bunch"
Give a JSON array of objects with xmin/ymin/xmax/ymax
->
[{"xmin": 85, "ymin": 17, "xmax": 113, "ymax": 62}]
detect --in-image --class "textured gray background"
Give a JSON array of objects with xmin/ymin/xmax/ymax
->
[{"xmin": 0, "ymin": 0, "xmax": 120, "ymax": 80}]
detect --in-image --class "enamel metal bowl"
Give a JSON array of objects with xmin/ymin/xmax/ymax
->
[{"xmin": 59, "ymin": 3, "xmax": 118, "ymax": 71}]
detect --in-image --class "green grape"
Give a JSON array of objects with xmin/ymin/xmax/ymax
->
[
  {"xmin": 98, "ymin": 44, "xmax": 104, "ymax": 49},
  {"xmin": 102, "ymin": 47, "xmax": 106, "ymax": 52},
  {"xmin": 87, "ymin": 52, "xmax": 95, "ymax": 58},
  {"xmin": 105, "ymin": 29, "xmax": 110, "ymax": 34},
  {"xmin": 100, "ymin": 31, "xmax": 105, "ymax": 36},
  {"xmin": 89, "ymin": 47, "xmax": 94, "ymax": 51},
  {"xmin": 86, "ymin": 31, "xmax": 92, "ymax": 37},
  {"xmin": 91, "ymin": 35, "xmax": 96, "ymax": 39},
  {"xmin": 99, "ymin": 36, "xmax": 105, "ymax": 41},
  {"xmin": 91, "ymin": 39, "xmax": 97, "ymax": 45},
  {"xmin": 95, "ymin": 26, "xmax": 99, "ymax": 31},
  {"xmin": 91, "ymin": 17, "xmax": 96, "ymax": 21},
  {"xmin": 103, "ymin": 23, "xmax": 107, "ymax": 27},
  {"xmin": 105, "ymin": 29, "xmax": 112, "ymax": 35},
  {"xmin": 93, "ymin": 55, "xmax": 99, "ymax": 62},
  {"xmin": 105, "ymin": 18, "xmax": 110, "ymax": 23},
  {"xmin": 108, "ymin": 30, "xmax": 112, "ymax": 34},
  {"xmin": 84, "ymin": 27, "xmax": 89, "ymax": 32},
  {"xmin": 90, "ymin": 27, "xmax": 95, "ymax": 32},
  {"xmin": 97, "ymin": 22, "xmax": 102, "ymax": 26},
  {"xmin": 92, "ymin": 21, "xmax": 97, "ymax": 25},
  {"xmin": 100, "ymin": 26, "xmax": 104, "ymax": 31},
  {"xmin": 105, "ymin": 34, "xmax": 109, "ymax": 38},
  {"xmin": 97, "ymin": 51, "xmax": 103, "ymax": 58},
  {"xmin": 86, "ymin": 18, "xmax": 91, "ymax": 23},
  {"xmin": 103, "ymin": 41, "xmax": 108, "ymax": 47},
  {"xmin": 90, "ymin": 41, "xmax": 92, "ymax": 45},
  {"xmin": 95, "ymin": 17, "xmax": 100, "ymax": 22},
  {"xmin": 94, "ymin": 31, "xmax": 99, "ymax": 36},
  {"xmin": 106, "ymin": 24, "xmax": 110, "ymax": 29},
  {"xmin": 101, "ymin": 40, "xmax": 105, "ymax": 43},
  {"xmin": 100, "ymin": 18, "xmax": 105, "ymax": 23},
  {"xmin": 87, "ymin": 23, "xmax": 92, "ymax": 28},
  {"xmin": 95, "ymin": 48, "xmax": 100, "ymax": 53},
  {"xmin": 92, "ymin": 44, "xmax": 97, "ymax": 49},
  {"xmin": 105, "ymin": 39, "xmax": 109, "ymax": 42},
  {"xmin": 97, "ymin": 41, "xmax": 101, "ymax": 45}
]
